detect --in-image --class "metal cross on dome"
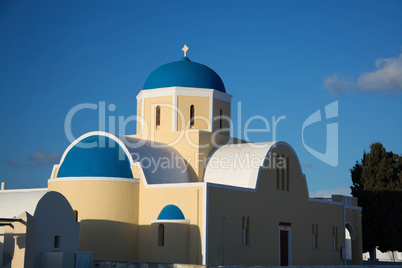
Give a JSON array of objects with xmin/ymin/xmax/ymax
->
[{"xmin": 182, "ymin": 44, "xmax": 189, "ymax": 57}]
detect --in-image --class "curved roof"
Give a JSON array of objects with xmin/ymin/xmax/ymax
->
[
  {"xmin": 204, "ymin": 141, "xmax": 301, "ymax": 189},
  {"xmin": 57, "ymin": 135, "xmax": 133, "ymax": 178},
  {"xmin": 143, "ymin": 57, "xmax": 226, "ymax": 93},
  {"xmin": 121, "ymin": 136, "xmax": 190, "ymax": 184},
  {"xmin": 157, "ymin": 204, "xmax": 185, "ymax": 220},
  {"xmin": 56, "ymin": 132, "xmax": 190, "ymax": 184}
]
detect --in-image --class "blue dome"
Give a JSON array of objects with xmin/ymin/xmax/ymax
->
[
  {"xmin": 157, "ymin": 204, "xmax": 185, "ymax": 220},
  {"xmin": 57, "ymin": 135, "xmax": 133, "ymax": 178},
  {"xmin": 143, "ymin": 57, "xmax": 226, "ymax": 93}
]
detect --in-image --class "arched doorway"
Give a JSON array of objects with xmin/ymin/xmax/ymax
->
[{"xmin": 345, "ymin": 222, "xmax": 355, "ymax": 265}]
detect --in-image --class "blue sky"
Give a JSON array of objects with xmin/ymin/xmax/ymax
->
[{"xmin": 1, "ymin": 0, "xmax": 401, "ymax": 196}]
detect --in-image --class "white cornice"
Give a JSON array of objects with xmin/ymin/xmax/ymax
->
[{"xmin": 136, "ymin": 87, "xmax": 232, "ymax": 103}]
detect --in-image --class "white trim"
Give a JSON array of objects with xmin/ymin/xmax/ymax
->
[
  {"xmin": 207, "ymin": 182, "xmax": 257, "ymax": 193},
  {"xmin": 209, "ymin": 96, "xmax": 214, "ymax": 132},
  {"xmin": 0, "ymin": 188, "xmax": 48, "ymax": 193},
  {"xmin": 48, "ymin": 177, "xmax": 139, "ymax": 183},
  {"xmin": 202, "ymin": 182, "xmax": 209, "ymax": 265},
  {"xmin": 307, "ymin": 198, "xmax": 362, "ymax": 211},
  {"xmin": 58, "ymin": 131, "xmax": 136, "ymax": 168},
  {"xmin": 212, "ymin": 90, "xmax": 232, "ymax": 103},
  {"xmin": 151, "ymin": 219, "xmax": 190, "ymax": 224},
  {"xmin": 308, "ymin": 198, "xmax": 343, "ymax": 206},
  {"xmin": 50, "ymin": 164, "xmax": 61, "ymax": 179},
  {"xmin": 136, "ymin": 87, "xmax": 232, "ymax": 102},
  {"xmin": 141, "ymin": 99, "xmax": 144, "ymax": 134},
  {"xmin": 172, "ymin": 94, "xmax": 178, "ymax": 131},
  {"xmin": 345, "ymin": 205, "xmax": 363, "ymax": 211},
  {"xmin": 278, "ymin": 226, "xmax": 292, "ymax": 266}
]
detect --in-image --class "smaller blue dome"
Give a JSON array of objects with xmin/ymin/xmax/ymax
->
[
  {"xmin": 143, "ymin": 57, "xmax": 226, "ymax": 93},
  {"xmin": 157, "ymin": 204, "xmax": 185, "ymax": 220}
]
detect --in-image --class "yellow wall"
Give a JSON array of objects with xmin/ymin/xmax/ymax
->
[
  {"xmin": 143, "ymin": 96, "xmax": 173, "ymax": 136},
  {"xmin": 212, "ymin": 98, "xmax": 231, "ymax": 133},
  {"xmin": 2, "ymin": 212, "xmax": 32, "ymax": 268},
  {"xmin": 137, "ymin": 99, "xmax": 142, "ymax": 133},
  {"xmin": 48, "ymin": 180, "xmax": 139, "ymax": 261},
  {"xmin": 206, "ymin": 144, "xmax": 361, "ymax": 266},
  {"xmin": 177, "ymin": 96, "xmax": 210, "ymax": 131},
  {"xmin": 137, "ymin": 178, "xmax": 204, "ymax": 264},
  {"xmin": 150, "ymin": 222, "xmax": 191, "ymax": 263}
]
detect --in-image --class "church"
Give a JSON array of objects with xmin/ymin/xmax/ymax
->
[{"xmin": 3, "ymin": 46, "xmax": 363, "ymax": 266}]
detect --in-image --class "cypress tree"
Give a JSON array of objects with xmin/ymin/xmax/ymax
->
[{"xmin": 350, "ymin": 142, "xmax": 402, "ymax": 254}]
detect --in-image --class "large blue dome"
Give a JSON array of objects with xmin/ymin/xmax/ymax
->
[
  {"xmin": 143, "ymin": 57, "xmax": 226, "ymax": 93},
  {"xmin": 57, "ymin": 135, "xmax": 133, "ymax": 178}
]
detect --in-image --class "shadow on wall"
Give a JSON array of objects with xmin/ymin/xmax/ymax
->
[
  {"xmin": 0, "ymin": 223, "xmax": 26, "ymax": 267},
  {"xmin": 138, "ymin": 223, "xmax": 201, "ymax": 264},
  {"xmin": 79, "ymin": 220, "xmax": 138, "ymax": 262},
  {"xmin": 79, "ymin": 220, "xmax": 202, "ymax": 264}
]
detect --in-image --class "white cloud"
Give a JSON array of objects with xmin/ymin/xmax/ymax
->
[
  {"xmin": 324, "ymin": 53, "xmax": 402, "ymax": 94},
  {"xmin": 324, "ymin": 74, "xmax": 353, "ymax": 94},
  {"xmin": 28, "ymin": 151, "xmax": 60, "ymax": 167},
  {"xmin": 357, "ymin": 54, "xmax": 402, "ymax": 93},
  {"xmin": 6, "ymin": 151, "xmax": 60, "ymax": 168},
  {"xmin": 309, "ymin": 187, "xmax": 351, "ymax": 198}
]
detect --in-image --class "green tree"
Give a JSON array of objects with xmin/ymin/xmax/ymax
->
[{"xmin": 350, "ymin": 142, "xmax": 402, "ymax": 254}]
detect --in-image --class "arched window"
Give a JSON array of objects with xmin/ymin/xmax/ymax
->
[
  {"xmin": 220, "ymin": 109, "xmax": 223, "ymax": 129},
  {"xmin": 286, "ymin": 156, "xmax": 290, "ymax": 191},
  {"xmin": 190, "ymin": 105, "xmax": 195, "ymax": 127},
  {"xmin": 312, "ymin": 224, "xmax": 318, "ymax": 248},
  {"xmin": 158, "ymin": 224, "xmax": 164, "ymax": 247},
  {"xmin": 156, "ymin": 105, "xmax": 161, "ymax": 127},
  {"xmin": 242, "ymin": 216, "xmax": 250, "ymax": 245},
  {"xmin": 281, "ymin": 154, "xmax": 286, "ymax": 190}
]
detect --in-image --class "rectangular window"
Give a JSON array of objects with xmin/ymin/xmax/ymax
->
[
  {"xmin": 158, "ymin": 224, "xmax": 164, "ymax": 247},
  {"xmin": 74, "ymin": 210, "xmax": 78, "ymax": 222},
  {"xmin": 242, "ymin": 216, "xmax": 249, "ymax": 245},
  {"xmin": 286, "ymin": 157, "xmax": 290, "ymax": 191},
  {"xmin": 190, "ymin": 105, "xmax": 195, "ymax": 127},
  {"xmin": 277, "ymin": 155, "xmax": 290, "ymax": 191},
  {"xmin": 54, "ymin": 235, "xmax": 61, "ymax": 249},
  {"xmin": 219, "ymin": 108, "xmax": 223, "ymax": 129},
  {"xmin": 312, "ymin": 224, "xmax": 318, "ymax": 248},
  {"xmin": 333, "ymin": 226, "xmax": 338, "ymax": 250},
  {"xmin": 156, "ymin": 106, "xmax": 161, "ymax": 127},
  {"xmin": 276, "ymin": 155, "xmax": 281, "ymax": 190},
  {"xmin": 281, "ymin": 156, "xmax": 286, "ymax": 191}
]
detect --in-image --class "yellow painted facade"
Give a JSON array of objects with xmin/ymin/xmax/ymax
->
[{"xmin": 177, "ymin": 96, "xmax": 210, "ymax": 131}]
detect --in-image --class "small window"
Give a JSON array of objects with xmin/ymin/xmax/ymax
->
[
  {"xmin": 312, "ymin": 224, "xmax": 318, "ymax": 248},
  {"xmin": 333, "ymin": 226, "xmax": 338, "ymax": 250},
  {"xmin": 54, "ymin": 235, "xmax": 61, "ymax": 249},
  {"xmin": 219, "ymin": 109, "xmax": 223, "ymax": 129},
  {"xmin": 158, "ymin": 224, "xmax": 164, "ymax": 247},
  {"xmin": 190, "ymin": 105, "xmax": 195, "ymax": 127},
  {"xmin": 281, "ymin": 155, "xmax": 286, "ymax": 190},
  {"xmin": 156, "ymin": 106, "xmax": 161, "ymax": 127},
  {"xmin": 242, "ymin": 216, "xmax": 250, "ymax": 245},
  {"xmin": 74, "ymin": 210, "xmax": 78, "ymax": 222},
  {"xmin": 276, "ymin": 155, "xmax": 280, "ymax": 190},
  {"xmin": 286, "ymin": 157, "xmax": 290, "ymax": 191}
]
